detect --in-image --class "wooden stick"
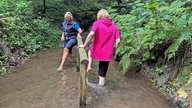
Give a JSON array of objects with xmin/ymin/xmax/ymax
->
[{"xmin": 77, "ymin": 38, "xmax": 88, "ymax": 106}]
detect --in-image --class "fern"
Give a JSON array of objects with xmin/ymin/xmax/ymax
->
[
  {"xmin": 165, "ymin": 31, "xmax": 192, "ymax": 59},
  {"xmin": 121, "ymin": 54, "xmax": 131, "ymax": 75},
  {"xmin": 110, "ymin": 0, "xmax": 192, "ymax": 74}
]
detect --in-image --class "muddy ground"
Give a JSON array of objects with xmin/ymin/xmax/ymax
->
[{"xmin": 0, "ymin": 47, "xmax": 176, "ymax": 108}]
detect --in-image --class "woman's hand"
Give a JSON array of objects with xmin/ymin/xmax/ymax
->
[
  {"xmin": 77, "ymin": 33, "xmax": 82, "ymax": 39},
  {"xmin": 61, "ymin": 32, "xmax": 65, "ymax": 41},
  {"xmin": 61, "ymin": 35, "xmax": 64, "ymax": 41},
  {"xmin": 78, "ymin": 44, "xmax": 85, "ymax": 48}
]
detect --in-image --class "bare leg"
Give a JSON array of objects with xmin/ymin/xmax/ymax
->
[
  {"xmin": 67, "ymin": 54, "xmax": 72, "ymax": 66},
  {"xmin": 67, "ymin": 54, "xmax": 72, "ymax": 62},
  {"xmin": 57, "ymin": 48, "xmax": 69, "ymax": 71},
  {"xmin": 99, "ymin": 76, "xmax": 105, "ymax": 86},
  {"xmin": 87, "ymin": 50, "xmax": 92, "ymax": 74}
]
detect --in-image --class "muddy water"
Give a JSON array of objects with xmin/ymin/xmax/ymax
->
[
  {"xmin": 86, "ymin": 60, "xmax": 175, "ymax": 108},
  {"xmin": 0, "ymin": 47, "xmax": 175, "ymax": 108}
]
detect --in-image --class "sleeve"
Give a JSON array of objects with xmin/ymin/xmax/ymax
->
[
  {"xmin": 91, "ymin": 22, "xmax": 98, "ymax": 33},
  {"xmin": 73, "ymin": 23, "xmax": 80, "ymax": 30}
]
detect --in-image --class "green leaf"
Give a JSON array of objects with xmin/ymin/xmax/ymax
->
[
  {"xmin": 186, "ymin": 73, "xmax": 192, "ymax": 85},
  {"xmin": 177, "ymin": 88, "xmax": 188, "ymax": 99},
  {"xmin": 121, "ymin": 53, "xmax": 131, "ymax": 74}
]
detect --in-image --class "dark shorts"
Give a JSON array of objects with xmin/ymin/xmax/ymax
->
[
  {"xmin": 98, "ymin": 61, "xmax": 109, "ymax": 77},
  {"xmin": 64, "ymin": 39, "xmax": 77, "ymax": 54}
]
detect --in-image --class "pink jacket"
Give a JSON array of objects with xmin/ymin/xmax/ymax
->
[{"xmin": 90, "ymin": 18, "xmax": 120, "ymax": 61}]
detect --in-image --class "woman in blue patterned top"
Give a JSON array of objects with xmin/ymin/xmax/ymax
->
[{"xmin": 57, "ymin": 12, "xmax": 82, "ymax": 71}]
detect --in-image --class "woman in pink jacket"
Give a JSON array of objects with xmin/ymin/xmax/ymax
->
[{"xmin": 79, "ymin": 9, "xmax": 120, "ymax": 86}]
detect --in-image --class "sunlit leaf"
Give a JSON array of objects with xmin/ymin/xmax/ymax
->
[{"xmin": 177, "ymin": 88, "xmax": 188, "ymax": 99}]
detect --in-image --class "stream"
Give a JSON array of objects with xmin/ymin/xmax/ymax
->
[{"xmin": 0, "ymin": 47, "xmax": 176, "ymax": 108}]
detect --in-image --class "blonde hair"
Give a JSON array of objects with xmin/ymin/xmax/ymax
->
[
  {"xmin": 97, "ymin": 9, "xmax": 110, "ymax": 20},
  {"xmin": 64, "ymin": 12, "xmax": 73, "ymax": 20}
]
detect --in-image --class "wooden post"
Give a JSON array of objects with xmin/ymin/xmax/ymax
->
[
  {"xmin": 76, "ymin": 51, "xmax": 80, "ymax": 72},
  {"xmin": 77, "ymin": 38, "xmax": 88, "ymax": 106}
]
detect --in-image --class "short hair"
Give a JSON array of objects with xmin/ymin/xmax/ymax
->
[
  {"xmin": 97, "ymin": 9, "xmax": 110, "ymax": 20},
  {"xmin": 64, "ymin": 12, "xmax": 73, "ymax": 20}
]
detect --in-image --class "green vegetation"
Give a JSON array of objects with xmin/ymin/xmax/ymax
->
[
  {"xmin": 109, "ymin": 0, "xmax": 192, "ymax": 106},
  {"xmin": 110, "ymin": 0, "xmax": 192, "ymax": 74},
  {"xmin": 0, "ymin": 0, "xmax": 192, "ymax": 106},
  {"xmin": 31, "ymin": 0, "xmax": 105, "ymax": 30},
  {"xmin": 0, "ymin": 0, "xmax": 61, "ymax": 74}
]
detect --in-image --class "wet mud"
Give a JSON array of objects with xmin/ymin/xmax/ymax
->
[{"xmin": 0, "ymin": 47, "xmax": 176, "ymax": 108}]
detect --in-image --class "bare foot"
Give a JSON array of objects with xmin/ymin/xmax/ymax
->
[
  {"xmin": 86, "ymin": 67, "xmax": 91, "ymax": 75},
  {"xmin": 57, "ymin": 67, "xmax": 63, "ymax": 71},
  {"xmin": 99, "ymin": 76, "xmax": 105, "ymax": 86}
]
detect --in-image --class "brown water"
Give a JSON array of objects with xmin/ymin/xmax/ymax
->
[{"xmin": 0, "ymin": 47, "xmax": 176, "ymax": 108}]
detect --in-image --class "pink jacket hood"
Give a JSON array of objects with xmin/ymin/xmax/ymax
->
[
  {"xmin": 90, "ymin": 18, "xmax": 120, "ymax": 61},
  {"xmin": 99, "ymin": 18, "xmax": 112, "ymax": 26}
]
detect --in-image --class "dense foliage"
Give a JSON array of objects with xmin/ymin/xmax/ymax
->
[
  {"xmin": 110, "ymin": 0, "xmax": 192, "ymax": 74},
  {"xmin": 32, "ymin": 0, "xmax": 105, "ymax": 31},
  {"xmin": 0, "ymin": 0, "xmax": 192, "ymax": 106},
  {"xmin": 0, "ymin": 0, "xmax": 61, "ymax": 74},
  {"xmin": 109, "ymin": 1, "xmax": 192, "ymax": 104}
]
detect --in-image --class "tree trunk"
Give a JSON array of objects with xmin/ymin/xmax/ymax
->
[{"xmin": 42, "ymin": 0, "xmax": 46, "ymax": 14}]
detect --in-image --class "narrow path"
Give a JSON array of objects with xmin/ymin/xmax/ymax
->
[
  {"xmin": 0, "ymin": 47, "xmax": 175, "ymax": 108},
  {"xmin": 0, "ymin": 47, "xmax": 76, "ymax": 108}
]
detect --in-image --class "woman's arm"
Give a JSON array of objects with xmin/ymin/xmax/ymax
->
[
  {"xmin": 83, "ymin": 31, "xmax": 94, "ymax": 47},
  {"xmin": 115, "ymin": 38, "xmax": 120, "ymax": 50},
  {"xmin": 77, "ymin": 28, "xmax": 83, "ymax": 38},
  {"xmin": 61, "ymin": 32, "xmax": 64, "ymax": 41},
  {"xmin": 113, "ymin": 38, "xmax": 120, "ymax": 56},
  {"xmin": 78, "ymin": 31, "xmax": 94, "ymax": 48}
]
